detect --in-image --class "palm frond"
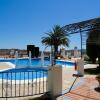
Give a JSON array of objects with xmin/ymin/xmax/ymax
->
[{"xmin": 41, "ymin": 25, "xmax": 70, "ymax": 50}]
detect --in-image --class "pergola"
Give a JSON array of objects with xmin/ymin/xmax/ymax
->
[{"xmin": 62, "ymin": 17, "xmax": 100, "ymax": 58}]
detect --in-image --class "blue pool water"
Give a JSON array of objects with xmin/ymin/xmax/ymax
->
[
  {"xmin": 0, "ymin": 59, "xmax": 75, "ymax": 80},
  {"xmin": 0, "ymin": 67, "xmax": 48, "ymax": 80},
  {"xmin": 0, "ymin": 58, "xmax": 74, "ymax": 67}
]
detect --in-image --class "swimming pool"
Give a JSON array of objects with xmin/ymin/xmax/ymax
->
[
  {"xmin": 0, "ymin": 67, "xmax": 48, "ymax": 80},
  {"xmin": 0, "ymin": 58, "xmax": 75, "ymax": 67},
  {"xmin": 0, "ymin": 68, "xmax": 48, "ymax": 80},
  {"xmin": 0, "ymin": 59, "xmax": 75, "ymax": 80}
]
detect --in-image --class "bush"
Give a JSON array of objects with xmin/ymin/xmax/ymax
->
[
  {"xmin": 96, "ymin": 74, "xmax": 100, "ymax": 79},
  {"xmin": 84, "ymin": 55, "xmax": 90, "ymax": 61}
]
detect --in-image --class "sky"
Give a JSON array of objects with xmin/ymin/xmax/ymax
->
[{"xmin": 0, "ymin": 0, "xmax": 100, "ymax": 51}]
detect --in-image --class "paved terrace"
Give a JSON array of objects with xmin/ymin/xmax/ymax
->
[
  {"xmin": 57, "ymin": 76, "xmax": 100, "ymax": 100},
  {"xmin": 57, "ymin": 64, "xmax": 100, "ymax": 100},
  {"xmin": 0, "ymin": 63, "xmax": 100, "ymax": 100}
]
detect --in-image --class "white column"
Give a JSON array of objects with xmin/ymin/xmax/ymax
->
[
  {"xmin": 41, "ymin": 51, "xmax": 44, "ymax": 67},
  {"xmin": 48, "ymin": 65, "xmax": 74, "ymax": 96},
  {"xmin": 29, "ymin": 51, "xmax": 32, "ymax": 66},
  {"xmin": 76, "ymin": 59, "xmax": 84, "ymax": 76},
  {"xmin": 15, "ymin": 51, "xmax": 18, "ymax": 67}
]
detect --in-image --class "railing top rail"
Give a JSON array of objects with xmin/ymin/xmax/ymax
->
[{"xmin": 0, "ymin": 67, "xmax": 48, "ymax": 73}]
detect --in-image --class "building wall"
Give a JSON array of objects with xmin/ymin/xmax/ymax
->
[{"xmin": 0, "ymin": 49, "xmax": 28, "ymax": 58}]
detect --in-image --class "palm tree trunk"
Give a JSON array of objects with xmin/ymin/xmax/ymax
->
[
  {"xmin": 54, "ymin": 45, "xmax": 58, "ymax": 59},
  {"xmin": 51, "ymin": 46, "xmax": 56, "ymax": 65}
]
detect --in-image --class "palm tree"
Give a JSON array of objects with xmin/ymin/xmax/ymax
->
[{"xmin": 41, "ymin": 25, "xmax": 69, "ymax": 63}]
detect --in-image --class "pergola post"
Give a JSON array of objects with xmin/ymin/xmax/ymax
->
[{"xmin": 80, "ymin": 29, "xmax": 83, "ymax": 59}]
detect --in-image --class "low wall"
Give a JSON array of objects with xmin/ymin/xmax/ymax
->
[{"xmin": 48, "ymin": 65, "xmax": 75, "ymax": 96}]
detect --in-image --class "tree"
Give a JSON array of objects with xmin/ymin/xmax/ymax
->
[
  {"xmin": 86, "ymin": 29, "xmax": 100, "ymax": 66},
  {"xmin": 41, "ymin": 25, "xmax": 69, "ymax": 62}
]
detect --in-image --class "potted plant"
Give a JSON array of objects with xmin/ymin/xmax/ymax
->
[{"xmin": 96, "ymin": 74, "xmax": 100, "ymax": 86}]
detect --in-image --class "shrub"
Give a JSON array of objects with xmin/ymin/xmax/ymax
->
[
  {"xmin": 96, "ymin": 74, "xmax": 100, "ymax": 79},
  {"xmin": 84, "ymin": 55, "xmax": 90, "ymax": 61}
]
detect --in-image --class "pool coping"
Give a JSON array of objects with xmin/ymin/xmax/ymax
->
[{"xmin": 0, "ymin": 62, "xmax": 15, "ymax": 72}]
